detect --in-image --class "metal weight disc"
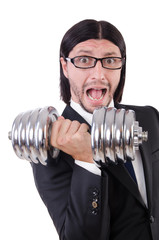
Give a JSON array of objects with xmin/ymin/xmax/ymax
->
[
  {"xmin": 91, "ymin": 107, "xmax": 106, "ymax": 166},
  {"xmin": 25, "ymin": 108, "xmax": 41, "ymax": 164},
  {"xmin": 114, "ymin": 108, "xmax": 125, "ymax": 162},
  {"xmin": 18, "ymin": 111, "xmax": 32, "ymax": 162},
  {"xmin": 34, "ymin": 106, "xmax": 59, "ymax": 165},
  {"xmin": 47, "ymin": 107, "xmax": 60, "ymax": 159},
  {"xmin": 103, "ymin": 107, "xmax": 116, "ymax": 163},
  {"xmin": 123, "ymin": 110, "xmax": 136, "ymax": 160},
  {"xmin": 34, "ymin": 107, "xmax": 48, "ymax": 165},
  {"xmin": 11, "ymin": 112, "xmax": 24, "ymax": 159}
]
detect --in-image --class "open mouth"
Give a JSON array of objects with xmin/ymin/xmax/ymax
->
[{"xmin": 86, "ymin": 88, "xmax": 107, "ymax": 101}]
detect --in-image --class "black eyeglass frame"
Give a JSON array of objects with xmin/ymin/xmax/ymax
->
[{"xmin": 65, "ymin": 56, "xmax": 125, "ymax": 70}]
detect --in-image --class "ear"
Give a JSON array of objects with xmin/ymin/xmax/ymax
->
[{"xmin": 60, "ymin": 57, "xmax": 68, "ymax": 78}]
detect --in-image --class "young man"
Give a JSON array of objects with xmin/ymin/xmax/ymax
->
[{"xmin": 31, "ymin": 19, "xmax": 159, "ymax": 240}]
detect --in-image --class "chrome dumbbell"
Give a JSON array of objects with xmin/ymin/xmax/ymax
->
[{"xmin": 8, "ymin": 106, "xmax": 148, "ymax": 166}]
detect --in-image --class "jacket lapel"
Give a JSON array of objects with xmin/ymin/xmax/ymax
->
[
  {"xmin": 108, "ymin": 163, "xmax": 146, "ymax": 207},
  {"xmin": 134, "ymin": 109, "xmax": 153, "ymax": 211},
  {"xmin": 62, "ymin": 105, "xmax": 91, "ymax": 126},
  {"xmin": 106, "ymin": 163, "xmax": 146, "ymax": 207},
  {"xmin": 140, "ymin": 143, "xmax": 152, "ymax": 210}
]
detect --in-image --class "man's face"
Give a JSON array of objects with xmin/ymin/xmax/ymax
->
[{"xmin": 61, "ymin": 39, "xmax": 122, "ymax": 113}]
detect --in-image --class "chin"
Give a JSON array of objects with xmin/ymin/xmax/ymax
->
[{"xmin": 80, "ymin": 102, "xmax": 106, "ymax": 114}]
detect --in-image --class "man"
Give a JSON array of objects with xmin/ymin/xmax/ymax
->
[{"xmin": 31, "ymin": 19, "xmax": 159, "ymax": 240}]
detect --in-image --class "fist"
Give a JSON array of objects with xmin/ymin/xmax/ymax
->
[{"xmin": 50, "ymin": 116, "xmax": 93, "ymax": 163}]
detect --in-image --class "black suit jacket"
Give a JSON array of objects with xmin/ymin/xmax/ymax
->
[{"xmin": 31, "ymin": 104, "xmax": 159, "ymax": 240}]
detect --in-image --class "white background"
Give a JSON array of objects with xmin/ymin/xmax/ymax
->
[{"xmin": 0, "ymin": 0, "xmax": 159, "ymax": 239}]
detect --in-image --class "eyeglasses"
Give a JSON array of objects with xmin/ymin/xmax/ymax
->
[{"xmin": 65, "ymin": 56, "xmax": 125, "ymax": 70}]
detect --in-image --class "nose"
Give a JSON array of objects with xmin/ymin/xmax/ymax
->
[{"xmin": 90, "ymin": 59, "xmax": 105, "ymax": 80}]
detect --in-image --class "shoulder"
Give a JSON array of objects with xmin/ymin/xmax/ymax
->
[
  {"xmin": 116, "ymin": 102, "xmax": 158, "ymax": 113},
  {"xmin": 116, "ymin": 103, "xmax": 158, "ymax": 121}
]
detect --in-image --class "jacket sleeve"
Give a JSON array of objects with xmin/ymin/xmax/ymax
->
[{"xmin": 31, "ymin": 151, "xmax": 109, "ymax": 240}]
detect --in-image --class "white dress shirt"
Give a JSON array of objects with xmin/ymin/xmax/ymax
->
[{"xmin": 70, "ymin": 99, "xmax": 148, "ymax": 206}]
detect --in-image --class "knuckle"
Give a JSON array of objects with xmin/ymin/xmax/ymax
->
[
  {"xmin": 81, "ymin": 123, "xmax": 89, "ymax": 129},
  {"xmin": 57, "ymin": 135, "xmax": 66, "ymax": 146},
  {"xmin": 71, "ymin": 120, "xmax": 80, "ymax": 129},
  {"xmin": 65, "ymin": 119, "xmax": 71, "ymax": 125},
  {"xmin": 75, "ymin": 132, "xmax": 83, "ymax": 140},
  {"xmin": 72, "ymin": 120, "xmax": 80, "ymax": 125},
  {"xmin": 57, "ymin": 134, "xmax": 71, "ymax": 146},
  {"xmin": 56, "ymin": 136, "xmax": 63, "ymax": 145}
]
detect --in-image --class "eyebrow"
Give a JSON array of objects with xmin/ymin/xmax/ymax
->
[
  {"xmin": 103, "ymin": 51, "xmax": 118, "ymax": 56},
  {"xmin": 76, "ymin": 50, "xmax": 119, "ymax": 56},
  {"xmin": 76, "ymin": 49, "xmax": 93, "ymax": 55}
]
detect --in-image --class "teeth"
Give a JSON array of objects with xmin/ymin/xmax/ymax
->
[{"xmin": 88, "ymin": 93, "xmax": 104, "ymax": 101}]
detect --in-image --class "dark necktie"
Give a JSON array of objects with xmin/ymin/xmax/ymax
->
[{"xmin": 124, "ymin": 161, "xmax": 137, "ymax": 184}]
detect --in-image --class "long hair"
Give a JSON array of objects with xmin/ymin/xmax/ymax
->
[{"xmin": 59, "ymin": 19, "xmax": 126, "ymax": 105}]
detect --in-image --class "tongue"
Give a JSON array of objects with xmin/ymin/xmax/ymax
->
[{"xmin": 88, "ymin": 89, "xmax": 103, "ymax": 99}]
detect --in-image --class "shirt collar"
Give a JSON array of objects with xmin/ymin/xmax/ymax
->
[{"xmin": 70, "ymin": 99, "xmax": 114, "ymax": 126}]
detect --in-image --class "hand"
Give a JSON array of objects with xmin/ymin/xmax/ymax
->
[{"xmin": 50, "ymin": 116, "xmax": 93, "ymax": 163}]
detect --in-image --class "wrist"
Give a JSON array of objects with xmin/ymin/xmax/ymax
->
[{"xmin": 73, "ymin": 154, "xmax": 94, "ymax": 163}]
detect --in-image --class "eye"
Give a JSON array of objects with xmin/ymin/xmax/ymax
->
[
  {"xmin": 74, "ymin": 56, "xmax": 94, "ymax": 68},
  {"xmin": 78, "ymin": 56, "xmax": 90, "ymax": 63},
  {"xmin": 105, "ymin": 58, "xmax": 116, "ymax": 65}
]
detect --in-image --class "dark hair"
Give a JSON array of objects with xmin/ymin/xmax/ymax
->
[{"xmin": 59, "ymin": 19, "xmax": 126, "ymax": 105}]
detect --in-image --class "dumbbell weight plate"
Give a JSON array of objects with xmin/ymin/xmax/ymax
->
[
  {"xmin": 114, "ymin": 108, "xmax": 125, "ymax": 162},
  {"xmin": 26, "ymin": 108, "xmax": 41, "ymax": 164},
  {"xmin": 18, "ymin": 110, "xmax": 33, "ymax": 162},
  {"xmin": 11, "ymin": 112, "xmax": 26, "ymax": 160},
  {"xmin": 34, "ymin": 107, "xmax": 50, "ymax": 165},
  {"xmin": 103, "ymin": 107, "xmax": 116, "ymax": 163},
  {"xmin": 47, "ymin": 107, "xmax": 60, "ymax": 159},
  {"xmin": 91, "ymin": 107, "xmax": 106, "ymax": 166},
  {"xmin": 123, "ymin": 110, "xmax": 136, "ymax": 160},
  {"xmin": 34, "ymin": 106, "xmax": 59, "ymax": 165}
]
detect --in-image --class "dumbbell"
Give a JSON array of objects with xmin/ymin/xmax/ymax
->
[{"xmin": 8, "ymin": 106, "xmax": 148, "ymax": 167}]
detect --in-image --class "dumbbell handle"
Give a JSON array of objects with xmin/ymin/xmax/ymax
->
[{"xmin": 8, "ymin": 106, "xmax": 148, "ymax": 167}]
